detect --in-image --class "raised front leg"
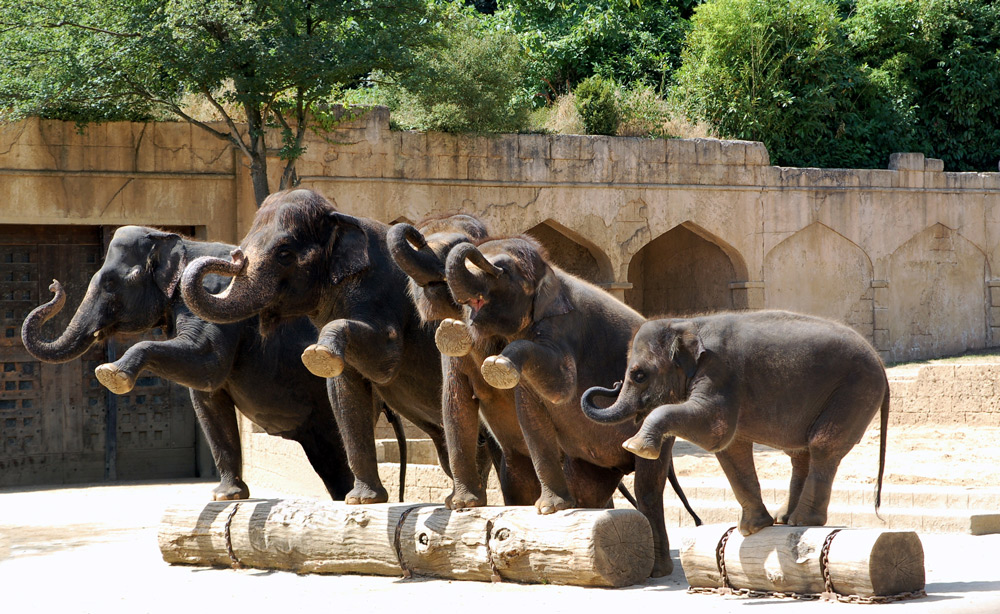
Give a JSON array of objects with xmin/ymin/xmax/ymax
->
[
  {"xmin": 302, "ymin": 318, "xmax": 404, "ymax": 384},
  {"xmin": 442, "ymin": 359, "xmax": 488, "ymax": 509},
  {"xmin": 190, "ymin": 389, "xmax": 248, "ymax": 501},
  {"xmin": 714, "ymin": 439, "xmax": 773, "ymax": 536},
  {"xmin": 622, "ymin": 397, "xmax": 738, "ymax": 459},
  {"xmin": 514, "ymin": 387, "xmax": 576, "ymax": 514},
  {"xmin": 481, "ymin": 339, "xmax": 576, "ymax": 405},
  {"xmin": 328, "ymin": 371, "xmax": 388, "ymax": 504},
  {"xmin": 95, "ymin": 335, "xmax": 234, "ymax": 394}
]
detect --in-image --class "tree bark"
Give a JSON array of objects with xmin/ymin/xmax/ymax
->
[
  {"xmin": 680, "ymin": 524, "xmax": 925, "ymax": 597},
  {"xmin": 158, "ymin": 500, "xmax": 655, "ymax": 587}
]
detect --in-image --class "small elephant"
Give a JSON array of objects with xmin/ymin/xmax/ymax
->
[
  {"xmin": 20, "ymin": 226, "xmax": 363, "ymax": 501},
  {"xmin": 181, "ymin": 189, "xmax": 491, "ymax": 505},
  {"xmin": 582, "ymin": 310, "xmax": 889, "ymax": 537},
  {"xmin": 388, "ymin": 217, "xmax": 541, "ymax": 509},
  {"xmin": 438, "ymin": 235, "xmax": 700, "ymax": 577}
]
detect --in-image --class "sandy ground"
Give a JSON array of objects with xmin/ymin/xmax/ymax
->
[{"xmin": 1, "ymin": 480, "xmax": 999, "ymax": 614}]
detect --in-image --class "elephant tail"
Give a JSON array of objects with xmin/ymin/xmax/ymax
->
[{"xmin": 874, "ymin": 380, "xmax": 890, "ymax": 518}]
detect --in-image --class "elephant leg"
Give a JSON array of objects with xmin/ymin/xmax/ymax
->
[
  {"xmin": 304, "ymin": 318, "xmax": 403, "ymax": 384},
  {"xmin": 329, "ymin": 371, "xmax": 388, "ymax": 505},
  {"xmin": 563, "ymin": 458, "xmax": 621, "ymax": 509},
  {"xmin": 97, "ymin": 336, "xmax": 230, "ymax": 394},
  {"xmin": 514, "ymin": 387, "xmax": 576, "ymax": 514},
  {"xmin": 442, "ymin": 367, "xmax": 488, "ymax": 509},
  {"xmin": 634, "ymin": 456, "xmax": 672, "ymax": 577},
  {"xmin": 787, "ymin": 449, "xmax": 845, "ymax": 527},
  {"xmin": 714, "ymin": 439, "xmax": 772, "ymax": 536},
  {"xmin": 623, "ymin": 399, "xmax": 738, "ymax": 460},
  {"xmin": 292, "ymin": 410, "xmax": 354, "ymax": 501},
  {"xmin": 775, "ymin": 449, "xmax": 810, "ymax": 524},
  {"xmin": 190, "ymin": 389, "xmax": 248, "ymax": 501},
  {"xmin": 496, "ymin": 449, "xmax": 541, "ymax": 507},
  {"xmin": 483, "ymin": 339, "xmax": 577, "ymax": 404}
]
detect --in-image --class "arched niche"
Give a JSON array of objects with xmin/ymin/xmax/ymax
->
[
  {"xmin": 888, "ymin": 223, "xmax": 988, "ymax": 361},
  {"xmin": 764, "ymin": 223, "xmax": 874, "ymax": 342},
  {"xmin": 389, "ymin": 215, "xmax": 414, "ymax": 225},
  {"xmin": 525, "ymin": 219, "xmax": 612, "ymax": 285},
  {"xmin": 625, "ymin": 222, "xmax": 747, "ymax": 317}
]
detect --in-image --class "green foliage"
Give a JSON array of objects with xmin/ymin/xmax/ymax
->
[
  {"xmin": 0, "ymin": 0, "xmax": 435, "ymax": 203},
  {"xmin": 671, "ymin": 0, "xmax": 919, "ymax": 168},
  {"xmin": 357, "ymin": 7, "xmax": 531, "ymax": 133},
  {"xmin": 846, "ymin": 0, "xmax": 1000, "ymax": 171},
  {"xmin": 495, "ymin": 0, "xmax": 690, "ymax": 100},
  {"xmin": 573, "ymin": 75, "xmax": 620, "ymax": 135}
]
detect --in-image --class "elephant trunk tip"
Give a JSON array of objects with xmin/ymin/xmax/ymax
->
[{"xmin": 581, "ymin": 381, "xmax": 634, "ymax": 424}]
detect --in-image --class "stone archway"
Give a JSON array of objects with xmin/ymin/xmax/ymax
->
[
  {"xmin": 888, "ymin": 224, "xmax": 989, "ymax": 361},
  {"xmin": 525, "ymin": 220, "xmax": 611, "ymax": 285},
  {"xmin": 625, "ymin": 223, "xmax": 744, "ymax": 317},
  {"xmin": 765, "ymin": 223, "xmax": 874, "ymax": 342}
]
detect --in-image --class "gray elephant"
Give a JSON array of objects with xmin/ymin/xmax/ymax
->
[
  {"xmin": 19, "ymin": 225, "xmax": 381, "ymax": 501},
  {"xmin": 582, "ymin": 310, "xmax": 889, "ymax": 537},
  {"xmin": 435, "ymin": 235, "xmax": 699, "ymax": 577},
  {"xmin": 180, "ymin": 189, "xmax": 495, "ymax": 505}
]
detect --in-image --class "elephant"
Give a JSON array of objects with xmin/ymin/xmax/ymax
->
[
  {"xmin": 434, "ymin": 235, "xmax": 699, "ymax": 577},
  {"xmin": 180, "ymin": 188, "xmax": 492, "ymax": 505},
  {"xmin": 388, "ymin": 216, "xmax": 541, "ymax": 508},
  {"xmin": 581, "ymin": 310, "xmax": 889, "ymax": 537},
  {"xmin": 19, "ymin": 225, "xmax": 380, "ymax": 502}
]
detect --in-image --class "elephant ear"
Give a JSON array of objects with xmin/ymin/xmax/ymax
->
[
  {"xmin": 532, "ymin": 266, "xmax": 573, "ymax": 322},
  {"xmin": 327, "ymin": 212, "xmax": 371, "ymax": 284},
  {"xmin": 668, "ymin": 323, "xmax": 704, "ymax": 379},
  {"xmin": 146, "ymin": 231, "xmax": 185, "ymax": 299}
]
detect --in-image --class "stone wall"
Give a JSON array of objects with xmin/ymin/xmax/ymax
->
[
  {"xmin": 2, "ymin": 110, "xmax": 999, "ymax": 364},
  {"xmin": 888, "ymin": 363, "xmax": 1000, "ymax": 427}
]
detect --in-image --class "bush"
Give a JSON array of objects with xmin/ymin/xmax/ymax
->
[
  {"xmin": 574, "ymin": 75, "xmax": 620, "ymax": 135},
  {"xmin": 670, "ymin": 0, "xmax": 915, "ymax": 168}
]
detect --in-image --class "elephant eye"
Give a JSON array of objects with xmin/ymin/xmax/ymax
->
[
  {"xmin": 630, "ymin": 368, "xmax": 646, "ymax": 384},
  {"xmin": 275, "ymin": 248, "xmax": 295, "ymax": 265}
]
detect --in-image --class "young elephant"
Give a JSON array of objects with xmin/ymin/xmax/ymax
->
[
  {"xmin": 436, "ymin": 236, "xmax": 695, "ymax": 577},
  {"xmin": 20, "ymin": 226, "xmax": 359, "ymax": 501},
  {"xmin": 181, "ymin": 189, "xmax": 474, "ymax": 505},
  {"xmin": 388, "ymin": 217, "xmax": 541, "ymax": 508},
  {"xmin": 582, "ymin": 311, "xmax": 889, "ymax": 537}
]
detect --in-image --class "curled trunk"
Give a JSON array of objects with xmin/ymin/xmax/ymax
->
[
  {"xmin": 444, "ymin": 243, "xmax": 499, "ymax": 303},
  {"xmin": 181, "ymin": 249, "xmax": 274, "ymax": 324},
  {"xmin": 387, "ymin": 223, "xmax": 445, "ymax": 286},
  {"xmin": 21, "ymin": 280, "xmax": 98, "ymax": 364},
  {"xmin": 580, "ymin": 381, "xmax": 638, "ymax": 424}
]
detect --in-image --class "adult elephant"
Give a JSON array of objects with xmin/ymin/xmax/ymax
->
[
  {"xmin": 181, "ymin": 189, "xmax": 479, "ymax": 505},
  {"xmin": 582, "ymin": 311, "xmax": 889, "ymax": 537},
  {"xmin": 433, "ymin": 235, "xmax": 698, "ymax": 577},
  {"xmin": 20, "ymin": 225, "xmax": 371, "ymax": 501}
]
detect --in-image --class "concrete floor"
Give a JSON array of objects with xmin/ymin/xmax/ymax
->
[{"xmin": 1, "ymin": 479, "xmax": 999, "ymax": 614}]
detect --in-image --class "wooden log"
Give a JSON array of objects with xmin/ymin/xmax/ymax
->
[
  {"xmin": 159, "ymin": 499, "xmax": 654, "ymax": 587},
  {"xmin": 680, "ymin": 524, "xmax": 925, "ymax": 597}
]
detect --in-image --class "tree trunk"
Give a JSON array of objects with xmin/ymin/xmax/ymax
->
[
  {"xmin": 158, "ymin": 500, "xmax": 655, "ymax": 587},
  {"xmin": 680, "ymin": 524, "xmax": 925, "ymax": 598}
]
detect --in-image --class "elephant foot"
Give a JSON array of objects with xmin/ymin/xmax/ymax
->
[
  {"xmin": 787, "ymin": 507, "xmax": 828, "ymax": 528},
  {"xmin": 481, "ymin": 355, "xmax": 520, "ymax": 389},
  {"xmin": 738, "ymin": 508, "xmax": 775, "ymax": 536},
  {"xmin": 301, "ymin": 344, "xmax": 345, "ymax": 378},
  {"xmin": 95, "ymin": 363, "xmax": 136, "ymax": 394},
  {"xmin": 435, "ymin": 318, "xmax": 473, "ymax": 357},
  {"xmin": 622, "ymin": 434, "xmax": 662, "ymax": 460},
  {"xmin": 345, "ymin": 483, "xmax": 389, "ymax": 505},
  {"xmin": 651, "ymin": 555, "xmax": 675, "ymax": 578},
  {"xmin": 445, "ymin": 486, "xmax": 488, "ymax": 510},
  {"xmin": 213, "ymin": 480, "xmax": 250, "ymax": 501},
  {"xmin": 535, "ymin": 492, "xmax": 575, "ymax": 515}
]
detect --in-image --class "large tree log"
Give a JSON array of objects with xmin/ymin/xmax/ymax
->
[
  {"xmin": 159, "ymin": 500, "xmax": 654, "ymax": 587},
  {"xmin": 680, "ymin": 524, "xmax": 925, "ymax": 598}
]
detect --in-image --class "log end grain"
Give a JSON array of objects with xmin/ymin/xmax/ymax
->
[
  {"xmin": 591, "ymin": 510, "xmax": 655, "ymax": 587},
  {"xmin": 857, "ymin": 531, "xmax": 925, "ymax": 596}
]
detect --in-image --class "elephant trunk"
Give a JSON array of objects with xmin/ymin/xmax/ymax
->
[
  {"xmin": 21, "ymin": 280, "xmax": 99, "ymax": 364},
  {"xmin": 387, "ymin": 223, "xmax": 446, "ymax": 286},
  {"xmin": 444, "ymin": 243, "xmax": 500, "ymax": 303},
  {"xmin": 581, "ymin": 381, "xmax": 639, "ymax": 424},
  {"xmin": 181, "ymin": 249, "xmax": 275, "ymax": 324}
]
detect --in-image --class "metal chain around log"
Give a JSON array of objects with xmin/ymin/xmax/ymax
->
[
  {"xmin": 223, "ymin": 502, "xmax": 243, "ymax": 570},
  {"xmin": 393, "ymin": 504, "xmax": 420, "ymax": 579},
  {"xmin": 819, "ymin": 527, "xmax": 842, "ymax": 598},
  {"xmin": 715, "ymin": 526, "xmax": 736, "ymax": 593}
]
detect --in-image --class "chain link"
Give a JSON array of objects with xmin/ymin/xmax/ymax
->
[{"xmin": 223, "ymin": 502, "xmax": 244, "ymax": 570}]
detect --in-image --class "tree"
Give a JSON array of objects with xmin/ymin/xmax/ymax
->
[{"xmin": 0, "ymin": 0, "xmax": 435, "ymax": 206}]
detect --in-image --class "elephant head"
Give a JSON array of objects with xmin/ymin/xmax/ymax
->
[
  {"xmin": 387, "ymin": 215, "xmax": 488, "ymax": 323},
  {"xmin": 581, "ymin": 319, "xmax": 703, "ymax": 427},
  {"xmin": 21, "ymin": 226, "xmax": 188, "ymax": 363},
  {"xmin": 444, "ymin": 237, "xmax": 572, "ymax": 339},
  {"xmin": 181, "ymin": 189, "xmax": 371, "ymax": 335}
]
